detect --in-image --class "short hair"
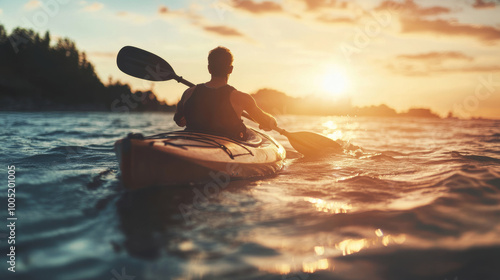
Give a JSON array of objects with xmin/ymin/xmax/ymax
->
[{"xmin": 208, "ymin": 46, "xmax": 233, "ymax": 77}]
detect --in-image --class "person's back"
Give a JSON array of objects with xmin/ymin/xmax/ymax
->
[
  {"xmin": 183, "ymin": 83, "xmax": 247, "ymax": 139},
  {"xmin": 174, "ymin": 46, "xmax": 277, "ymax": 140}
]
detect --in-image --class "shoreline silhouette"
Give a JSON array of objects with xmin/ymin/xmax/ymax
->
[{"xmin": 0, "ymin": 24, "xmax": 173, "ymax": 113}]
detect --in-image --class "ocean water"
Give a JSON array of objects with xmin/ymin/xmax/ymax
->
[{"xmin": 1, "ymin": 112, "xmax": 500, "ymax": 280}]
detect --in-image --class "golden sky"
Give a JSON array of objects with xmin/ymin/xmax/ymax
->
[{"xmin": 2, "ymin": 0, "xmax": 500, "ymax": 118}]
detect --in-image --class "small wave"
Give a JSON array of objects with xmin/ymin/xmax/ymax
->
[
  {"xmin": 454, "ymin": 132, "xmax": 484, "ymax": 138},
  {"xmin": 38, "ymin": 130, "xmax": 120, "ymax": 138},
  {"xmin": 87, "ymin": 168, "xmax": 116, "ymax": 190},
  {"xmin": 428, "ymin": 171, "xmax": 500, "ymax": 203},
  {"xmin": 49, "ymin": 145, "xmax": 92, "ymax": 153},
  {"xmin": 448, "ymin": 151, "xmax": 500, "ymax": 164},
  {"xmin": 463, "ymin": 155, "xmax": 500, "ymax": 164},
  {"xmin": 38, "ymin": 130, "xmax": 84, "ymax": 137},
  {"xmin": 483, "ymin": 135, "xmax": 500, "ymax": 143},
  {"xmin": 359, "ymin": 153, "xmax": 397, "ymax": 161},
  {"xmin": 15, "ymin": 145, "xmax": 115, "ymax": 166},
  {"xmin": 337, "ymin": 175, "xmax": 393, "ymax": 188},
  {"xmin": 285, "ymin": 149, "xmax": 302, "ymax": 159},
  {"xmin": 378, "ymin": 150, "xmax": 406, "ymax": 157},
  {"xmin": 483, "ymin": 149, "xmax": 500, "ymax": 155},
  {"xmin": 12, "ymin": 120, "xmax": 30, "ymax": 126},
  {"xmin": 17, "ymin": 153, "xmax": 69, "ymax": 164},
  {"xmin": 48, "ymin": 145, "xmax": 114, "ymax": 155}
]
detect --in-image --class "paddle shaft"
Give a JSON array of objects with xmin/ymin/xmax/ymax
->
[{"xmin": 175, "ymin": 76, "xmax": 194, "ymax": 88}]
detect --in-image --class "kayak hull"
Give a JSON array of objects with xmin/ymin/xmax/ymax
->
[{"xmin": 115, "ymin": 129, "xmax": 286, "ymax": 190}]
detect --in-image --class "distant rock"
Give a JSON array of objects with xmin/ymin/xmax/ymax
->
[
  {"xmin": 399, "ymin": 108, "xmax": 440, "ymax": 118},
  {"xmin": 252, "ymin": 89, "xmax": 441, "ymax": 118},
  {"xmin": 355, "ymin": 104, "xmax": 398, "ymax": 117}
]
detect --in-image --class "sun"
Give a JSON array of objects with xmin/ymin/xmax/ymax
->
[{"xmin": 321, "ymin": 66, "xmax": 350, "ymax": 98}]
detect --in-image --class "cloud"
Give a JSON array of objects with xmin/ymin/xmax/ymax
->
[
  {"xmin": 316, "ymin": 15, "xmax": 356, "ymax": 24},
  {"xmin": 157, "ymin": 4, "xmax": 200, "ymax": 20},
  {"xmin": 116, "ymin": 11, "xmax": 150, "ymax": 24},
  {"xmin": 373, "ymin": 0, "xmax": 500, "ymax": 45},
  {"xmin": 203, "ymin": 25, "xmax": 244, "ymax": 37},
  {"xmin": 156, "ymin": 5, "xmax": 246, "ymax": 38},
  {"xmin": 301, "ymin": 0, "xmax": 348, "ymax": 11},
  {"xmin": 389, "ymin": 63, "xmax": 500, "ymax": 76},
  {"xmin": 453, "ymin": 65, "xmax": 500, "ymax": 73},
  {"xmin": 400, "ymin": 17, "xmax": 500, "ymax": 44},
  {"xmin": 375, "ymin": 0, "xmax": 450, "ymax": 16},
  {"xmin": 158, "ymin": 5, "xmax": 168, "ymax": 14},
  {"xmin": 230, "ymin": 0, "xmax": 283, "ymax": 14},
  {"xmin": 388, "ymin": 51, "xmax": 500, "ymax": 76},
  {"xmin": 472, "ymin": 0, "xmax": 496, "ymax": 9},
  {"xmin": 24, "ymin": 0, "xmax": 41, "ymax": 10},
  {"xmin": 397, "ymin": 52, "xmax": 474, "ymax": 63},
  {"xmin": 83, "ymin": 2, "xmax": 104, "ymax": 12}
]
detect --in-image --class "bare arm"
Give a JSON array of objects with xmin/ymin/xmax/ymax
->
[
  {"xmin": 174, "ymin": 87, "xmax": 195, "ymax": 127},
  {"xmin": 232, "ymin": 91, "xmax": 277, "ymax": 131}
]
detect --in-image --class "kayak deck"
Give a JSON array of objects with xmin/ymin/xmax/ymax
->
[{"xmin": 115, "ymin": 128, "xmax": 286, "ymax": 189}]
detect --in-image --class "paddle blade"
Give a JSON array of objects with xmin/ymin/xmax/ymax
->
[
  {"xmin": 117, "ymin": 46, "xmax": 177, "ymax": 81},
  {"xmin": 284, "ymin": 131, "xmax": 342, "ymax": 156}
]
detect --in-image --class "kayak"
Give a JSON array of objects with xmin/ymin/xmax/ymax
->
[{"xmin": 114, "ymin": 128, "xmax": 286, "ymax": 189}]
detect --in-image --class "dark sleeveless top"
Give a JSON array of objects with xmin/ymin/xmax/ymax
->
[{"xmin": 184, "ymin": 84, "xmax": 247, "ymax": 140}]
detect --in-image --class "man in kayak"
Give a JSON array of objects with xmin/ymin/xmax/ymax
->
[{"xmin": 174, "ymin": 46, "xmax": 277, "ymax": 140}]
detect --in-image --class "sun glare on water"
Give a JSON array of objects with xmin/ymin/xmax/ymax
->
[{"xmin": 321, "ymin": 66, "xmax": 350, "ymax": 98}]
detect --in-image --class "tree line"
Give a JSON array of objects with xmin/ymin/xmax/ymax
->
[{"xmin": 0, "ymin": 24, "xmax": 174, "ymax": 112}]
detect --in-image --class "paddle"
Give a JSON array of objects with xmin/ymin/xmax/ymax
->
[
  {"xmin": 116, "ymin": 46, "xmax": 342, "ymax": 155},
  {"xmin": 117, "ymin": 45, "xmax": 194, "ymax": 87}
]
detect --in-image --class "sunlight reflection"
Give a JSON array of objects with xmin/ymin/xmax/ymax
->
[
  {"xmin": 314, "ymin": 246, "xmax": 325, "ymax": 255},
  {"xmin": 322, "ymin": 120, "xmax": 344, "ymax": 140},
  {"xmin": 335, "ymin": 229, "xmax": 407, "ymax": 256},
  {"xmin": 178, "ymin": 240, "xmax": 194, "ymax": 251},
  {"xmin": 259, "ymin": 257, "xmax": 332, "ymax": 275},
  {"xmin": 303, "ymin": 258, "xmax": 330, "ymax": 273},
  {"xmin": 322, "ymin": 120, "xmax": 338, "ymax": 130},
  {"xmin": 383, "ymin": 234, "xmax": 406, "ymax": 246},
  {"xmin": 275, "ymin": 263, "xmax": 291, "ymax": 275},
  {"xmin": 304, "ymin": 197, "xmax": 352, "ymax": 214},
  {"xmin": 250, "ymin": 229, "xmax": 405, "ymax": 276},
  {"xmin": 336, "ymin": 239, "xmax": 366, "ymax": 255},
  {"xmin": 327, "ymin": 131, "xmax": 343, "ymax": 141},
  {"xmin": 66, "ymin": 240, "xmax": 89, "ymax": 251}
]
